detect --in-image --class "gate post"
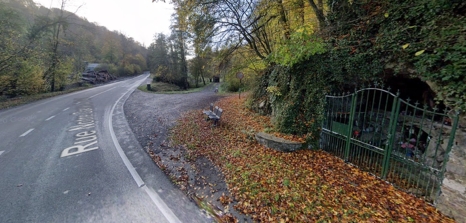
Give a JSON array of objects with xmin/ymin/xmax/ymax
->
[
  {"xmin": 434, "ymin": 111, "xmax": 461, "ymax": 201},
  {"xmin": 381, "ymin": 94, "xmax": 400, "ymax": 179},
  {"xmin": 344, "ymin": 92, "xmax": 357, "ymax": 162},
  {"xmin": 441, "ymin": 111, "xmax": 460, "ymax": 171}
]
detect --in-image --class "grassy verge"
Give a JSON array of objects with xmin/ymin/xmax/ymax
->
[
  {"xmin": 169, "ymin": 95, "xmax": 454, "ymax": 222},
  {"xmin": 0, "ymin": 86, "xmax": 91, "ymax": 110},
  {"xmin": 138, "ymin": 81, "xmax": 214, "ymax": 94}
]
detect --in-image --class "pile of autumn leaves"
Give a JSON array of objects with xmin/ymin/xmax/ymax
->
[{"xmin": 170, "ymin": 96, "xmax": 454, "ymax": 222}]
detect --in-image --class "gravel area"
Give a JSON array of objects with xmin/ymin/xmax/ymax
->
[
  {"xmin": 124, "ymin": 84, "xmax": 248, "ymax": 221},
  {"xmin": 124, "ymin": 85, "xmax": 221, "ymax": 150}
]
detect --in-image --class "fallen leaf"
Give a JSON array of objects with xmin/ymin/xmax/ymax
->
[
  {"xmin": 415, "ymin": 50, "xmax": 425, "ymax": 56},
  {"xmin": 168, "ymin": 94, "xmax": 455, "ymax": 222}
]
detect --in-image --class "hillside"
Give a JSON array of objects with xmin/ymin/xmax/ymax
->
[{"xmin": 0, "ymin": 0, "xmax": 147, "ymax": 98}]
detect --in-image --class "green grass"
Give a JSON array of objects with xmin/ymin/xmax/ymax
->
[{"xmin": 138, "ymin": 81, "xmax": 214, "ymax": 94}]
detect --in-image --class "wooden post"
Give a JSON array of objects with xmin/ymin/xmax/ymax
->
[
  {"xmin": 239, "ymin": 79, "xmax": 242, "ymax": 99},
  {"xmin": 236, "ymin": 72, "xmax": 244, "ymax": 99}
]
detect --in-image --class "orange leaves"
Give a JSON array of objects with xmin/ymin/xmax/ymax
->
[
  {"xmin": 219, "ymin": 193, "xmax": 232, "ymax": 206},
  {"xmin": 170, "ymin": 95, "xmax": 454, "ymax": 222},
  {"xmin": 270, "ymin": 132, "xmax": 306, "ymax": 143}
]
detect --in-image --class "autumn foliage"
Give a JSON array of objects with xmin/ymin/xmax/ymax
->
[{"xmin": 170, "ymin": 95, "xmax": 454, "ymax": 222}]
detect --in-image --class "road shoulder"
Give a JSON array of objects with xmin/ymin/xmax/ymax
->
[{"xmin": 113, "ymin": 87, "xmax": 212, "ymax": 222}]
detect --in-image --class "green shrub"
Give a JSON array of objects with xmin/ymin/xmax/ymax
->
[{"xmin": 15, "ymin": 64, "xmax": 45, "ymax": 95}]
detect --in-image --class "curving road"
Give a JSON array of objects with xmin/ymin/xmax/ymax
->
[{"xmin": 0, "ymin": 75, "xmax": 210, "ymax": 222}]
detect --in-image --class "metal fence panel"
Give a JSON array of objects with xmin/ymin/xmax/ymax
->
[{"xmin": 321, "ymin": 87, "xmax": 459, "ymax": 203}]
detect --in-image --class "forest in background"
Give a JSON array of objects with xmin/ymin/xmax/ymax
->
[
  {"xmin": 2, "ymin": 0, "xmax": 464, "ymax": 139},
  {"xmin": 148, "ymin": 0, "xmax": 465, "ymax": 145},
  {"xmin": 0, "ymin": 0, "xmax": 147, "ymax": 98}
]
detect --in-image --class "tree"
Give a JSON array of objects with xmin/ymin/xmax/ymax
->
[
  {"xmin": 154, "ymin": 0, "xmax": 278, "ymax": 59},
  {"xmin": 31, "ymin": 0, "xmax": 73, "ymax": 92},
  {"xmin": 0, "ymin": 1, "xmax": 46, "ymax": 96},
  {"xmin": 170, "ymin": 13, "xmax": 189, "ymax": 89},
  {"xmin": 0, "ymin": 2, "xmax": 30, "ymax": 75},
  {"xmin": 148, "ymin": 33, "xmax": 169, "ymax": 72},
  {"xmin": 307, "ymin": 0, "xmax": 327, "ymax": 29},
  {"xmin": 101, "ymin": 32, "xmax": 123, "ymax": 65},
  {"xmin": 1, "ymin": 0, "xmax": 152, "ymax": 97}
]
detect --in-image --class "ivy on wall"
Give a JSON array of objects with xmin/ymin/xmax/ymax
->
[
  {"xmin": 251, "ymin": 0, "xmax": 465, "ymax": 143},
  {"xmin": 328, "ymin": 0, "xmax": 466, "ymax": 111}
]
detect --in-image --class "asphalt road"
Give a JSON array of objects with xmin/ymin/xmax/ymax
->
[{"xmin": 0, "ymin": 75, "xmax": 210, "ymax": 223}]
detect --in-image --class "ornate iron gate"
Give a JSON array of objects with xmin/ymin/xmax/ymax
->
[{"xmin": 321, "ymin": 86, "xmax": 459, "ymax": 203}]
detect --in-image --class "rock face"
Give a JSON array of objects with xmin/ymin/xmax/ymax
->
[
  {"xmin": 436, "ymin": 128, "xmax": 466, "ymax": 222},
  {"xmin": 255, "ymin": 132, "xmax": 303, "ymax": 152}
]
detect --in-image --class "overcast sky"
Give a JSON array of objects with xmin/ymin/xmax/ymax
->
[{"xmin": 33, "ymin": 0, "xmax": 174, "ymax": 47}]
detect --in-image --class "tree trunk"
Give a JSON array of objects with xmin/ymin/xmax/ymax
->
[
  {"xmin": 195, "ymin": 70, "xmax": 199, "ymax": 88},
  {"xmin": 48, "ymin": 0, "xmax": 66, "ymax": 92},
  {"xmin": 318, "ymin": 0, "xmax": 323, "ymax": 10},
  {"xmin": 307, "ymin": 0, "xmax": 327, "ymax": 29},
  {"xmin": 50, "ymin": 23, "xmax": 61, "ymax": 92},
  {"xmin": 199, "ymin": 66, "xmax": 206, "ymax": 86},
  {"xmin": 277, "ymin": 0, "xmax": 290, "ymax": 40},
  {"xmin": 296, "ymin": 0, "xmax": 305, "ymax": 25},
  {"xmin": 177, "ymin": 29, "xmax": 188, "ymax": 90},
  {"xmin": 201, "ymin": 71, "xmax": 206, "ymax": 86}
]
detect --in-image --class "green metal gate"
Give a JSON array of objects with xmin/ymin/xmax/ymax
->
[{"xmin": 321, "ymin": 86, "xmax": 459, "ymax": 203}]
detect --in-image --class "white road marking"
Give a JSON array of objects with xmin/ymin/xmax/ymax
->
[
  {"xmin": 0, "ymin": 74, "xmax": 142, "ymax": 118},
  {"xmin": 63, "ymin": 107, "xmax": 70, "ymax": 111},
  {"xmin": 45, "ymin": 115, "xmax": 55, "ymax": 121},
  {"xmin": 20, "ymin": 128, "xmax": 34, "ymax": 137},
  {"xmin": 109, "ymin": 92, "xmax": 145, "ymax": 187},
  {"xmin": 89, "ymin": 87, "xmax": 117, "ymax": 99},
  {"xmin": 108, "ymin": 76, "xmax": 181, "ymax": 223},
  {"xmin": 143, "ymin": 186, "xmax": 182, "ymax": 223},
  {"xmin": 61, "ymin": 103, "xmax": 98, "ymax": 158},
  {"xmin": 0, "ymin": 151, "xmax": 4, "ymax": 156},
  {"xmin": 61, "ymin": 141, "xmax": 98, "ymax": 157}
]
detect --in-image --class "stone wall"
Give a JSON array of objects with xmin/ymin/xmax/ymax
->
[
  {"xmin": 436, "ymin": 121, "xmax": 466, "ymax": 222},
  {"xmin": 255, "ymin": 132, "xmax": 303, "ymax": 152}
]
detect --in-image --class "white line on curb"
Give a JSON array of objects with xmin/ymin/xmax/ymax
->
[
  {"xmin": 20, "ymin": 128, "xmax": 34, "ymax": 137},
  {"xmin": 143, "ymin": 186, "xmax": 182, "ymax": 223},
  {"xmin": 108, "ymin": 75, "xmax": 180, "ymax": 223},
  {"xmin": 45, "ymin": 115, "xmax": 55, "ymax": 121},
  {"xmin": 109, "ymin": 91, "xmax": 145, "ymax": 187}
]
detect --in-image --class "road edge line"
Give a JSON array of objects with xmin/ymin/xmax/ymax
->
[
  {"xmin": 143, "ymin": 185, "xmax": 182, "ymax": 223},
  {"xmin": 108, "ymin": 75, "xmax": 182, "ymax": 223},
  {"xmin": 108, "ymin": 85, "xmax": 145, "ymax": 188}
]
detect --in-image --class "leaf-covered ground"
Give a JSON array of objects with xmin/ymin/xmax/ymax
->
[{"xmin": 170, "ymin": 95, "xmax": 454, "ymax": 222}]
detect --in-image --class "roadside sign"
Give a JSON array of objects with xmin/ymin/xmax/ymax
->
[{"xmin": 236, "ymin": 72, "xmax": 244, "ymax": 80}]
